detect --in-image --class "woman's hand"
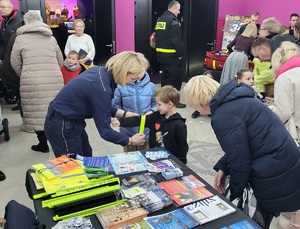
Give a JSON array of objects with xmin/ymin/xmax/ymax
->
[
  {"xmin": 111, "ymin": 118, "xmax": 120, "ymax": 127},
  {"xmin": 131, "ymin": 133, "xmax": 146, "ymax": 146},
  {"xmin": 214, "ymin": 169, "xmax": 226, "ymax": 194}
]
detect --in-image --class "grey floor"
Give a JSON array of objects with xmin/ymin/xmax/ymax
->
[{"xmin": 0, "ymin": 83, "xmax": 278, "ymax": 228}]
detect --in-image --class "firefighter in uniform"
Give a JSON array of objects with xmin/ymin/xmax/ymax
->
[{"xmin": 154, "ymin": 0, "xmax": 186, "ymax": 108}]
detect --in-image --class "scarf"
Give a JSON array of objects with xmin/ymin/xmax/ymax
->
[
  {"xmin": 276, "ymin": 56, "xmax": 300, "ymax": 79},
  {"xmin": 63, "ymin": 60, "xmax": 80, "ymax": 72}
]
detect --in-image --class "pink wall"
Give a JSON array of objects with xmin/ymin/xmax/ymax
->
[
  {"xmin": 216, "ymin": 0, "xmax": 300, "ymax": 50},
  {"xmin": 115, "ymin": 0, "xmax": 135, "ymax": 53},
  {"xmin": 11, "ymin": 0, "xmax": 18, "ymax": 9}
]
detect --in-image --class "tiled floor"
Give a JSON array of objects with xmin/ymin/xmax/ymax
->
[{"xmin": 0, "ymin": 83, "xmax": 278, "ymax": 228}]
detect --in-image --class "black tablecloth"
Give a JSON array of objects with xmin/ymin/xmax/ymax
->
[{"xmin": 25, "ymin": 148, "xmax": 257, "ymax": 229}]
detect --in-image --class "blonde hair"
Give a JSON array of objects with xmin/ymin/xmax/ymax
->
[
  {"xmin": 242, "ymin": 23, "xmax": 257, "ymax": 38},
  {"xmin": 106, "ymin": 51, "xmax": 149, "ymax": 86},
  {"xmin": 261, "ymin": 17, "xmax": 281, "ymax": 34},
  {"xmin": 155, "ymin": 86, "xmax": 180, "ymax": 106},
  {"xmin": 271, "ymin": 41, "xmax": 300, "ymax": 73},
  {"xmin": 279, "ymin": 24, "xmax": 289, "ymax": 35},
  {"xmin": 184, "ymin": 75, "xmax": 220, "ymax": 107},
  {"xmin": 73, "ymin": 19, "xmax": 85, "ymax": 29},
  {"xmin": 68, "ymin": 50, "xmax": 79, "ymax": 59},
  {"xmin": 23, "ymin": 11, "xmax": 43, "ymax": 24},
  {"xmin": 0, "ymin": 0, "xmax": 13, "ymax": 8}
]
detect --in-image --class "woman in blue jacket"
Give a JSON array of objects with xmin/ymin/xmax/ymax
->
[{"xmin": 184, "ymin": 76, "xmax": 300, "ymax": 228}]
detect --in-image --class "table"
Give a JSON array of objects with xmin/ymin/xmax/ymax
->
[{"xmin": 25, "ymin": 148, "xmax": 258, "ymax": 229}]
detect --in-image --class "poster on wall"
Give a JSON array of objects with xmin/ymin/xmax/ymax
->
[{"xmin": 221, "ymin": 14, "xmax": 251, "ymax": 51}]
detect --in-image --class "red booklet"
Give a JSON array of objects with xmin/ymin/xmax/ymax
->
[{"xmin": 158, "ymin": 175, "xmax": 213, "ymax": 206}]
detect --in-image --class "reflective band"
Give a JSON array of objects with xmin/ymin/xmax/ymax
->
[
  {"xmin": 156, "ymin": 48, "xmax": 176, "ymax": 53},
  {"xmin": 139, "ymin": 115, "xmax": 146, "ymax": 134}
]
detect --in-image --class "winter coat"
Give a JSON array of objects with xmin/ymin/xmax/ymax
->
[
  {"xmin": 212, "ymin": 80, "xmax": 300, "ymax": 213},
  {"xmin": 253, "ymin": 58, "xmax": 274, "ymax": 93},
  {"xmin": 270, "ymin": 56, "xmax": 300, "ymax": 143},
  {"xmin": 0, "ymin": 10, "xmax": 23, "ymax": 60},
  {"xmin": 119, "ymin": 112, "xmax": 188, "ymax": 164},
  {"xmin": 0, "ymin": 20, "xmax": 23, "ymax": 92},
  {"xmin": 112, "ymin": 73, "xmax": 157, "ymax": 141},
  {"xmin": 11, "ymin": 21, "xmax": 64, "ymax": 131},
  {"xmin": 154, "ymin": 10, "xmax": 183, "ymax": 64}
]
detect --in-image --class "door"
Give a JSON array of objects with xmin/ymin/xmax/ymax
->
[
  {"xmin": 93, "ymin": 0, "xmax": 115, "ymax": 66},
  {"xmin": 183, "ymin": 0, "xmax": 219, "ymax": 80}
]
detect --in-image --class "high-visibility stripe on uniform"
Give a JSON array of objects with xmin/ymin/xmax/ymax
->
[
  {"xmin": 156, "ymin": 48, "xmax": 176, "ymax": 53},
  {"xmin": 155, "ymin": 22, "xmax": 166, "ymax": 30}
]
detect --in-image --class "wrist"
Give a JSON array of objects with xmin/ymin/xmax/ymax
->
[{"xmin": 128, "ymin": 137, "xmax": 133, "ymax": 146}]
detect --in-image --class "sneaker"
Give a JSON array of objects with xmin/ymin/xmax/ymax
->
[
  {"xmin": 176, "ymin": 102, "xmax": 186, "ymax": 108},
  {"xmin": 191, "ymin": 110, "xmax": 200, "ymax": 119}
]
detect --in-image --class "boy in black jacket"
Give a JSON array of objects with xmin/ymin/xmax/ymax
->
[{"xmin": 112, "ymin": 85, "xmax": 188, "ymax": 164}]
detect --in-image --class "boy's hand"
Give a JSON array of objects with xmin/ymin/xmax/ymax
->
[
  {"xmin": 111, "ymin": 117, "xmax": 120, "ymax": 127},
  {"xmin": 126, "ymin": 111, "xmax": 139, "ymax": 117}
]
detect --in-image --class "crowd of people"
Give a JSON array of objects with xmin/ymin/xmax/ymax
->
[{"xmin": 1, "ymin": 0, "xmax": 300, "ymax": 228}]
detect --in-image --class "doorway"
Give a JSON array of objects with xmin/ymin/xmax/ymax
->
[
  {"xmin": 183, "ymin": 0, "xmax": 219, "ymax": 80},
  {"xmin": 92, "ymin": 0, "xmax": 115, "ymax": 66}
]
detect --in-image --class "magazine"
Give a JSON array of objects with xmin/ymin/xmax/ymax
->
[
  {"xmin": 183, "ymin": 195, "xmax": 236, "ymax": 225},
  {"xmin": 159, "ymin": 175, "xmax": 213, "ymax": 206},
  {"xmin": 134, "ymin": 188, "xmax": 173, "ymax": 212},
  {"xmin": 220, "ymin": 219, "xmax": 262, "ymax": 229},
  {"xmin": 144, "ymin": 208, "xmax": 199, "ymax": 229},
  {"xmin": 107, "ymin": 151, "xmax": 149, "ymax": 175}
]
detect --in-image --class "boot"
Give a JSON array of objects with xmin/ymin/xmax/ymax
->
[{"xmin": 31, "ymin": 131, "xmax": 49, "ymax": 153}]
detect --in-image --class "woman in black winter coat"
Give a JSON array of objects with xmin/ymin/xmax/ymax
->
[{"xmin": 184, "ymin": 76, "xmax": 300, "ymax": 229}]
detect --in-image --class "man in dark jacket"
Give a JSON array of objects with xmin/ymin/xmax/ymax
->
[
  {"xmin": 184, "ymin": 76, "xmax": 300, "ymax": 228},
  {"xmin": 0, "ymin": 0, "xmax": 23, "ymax": 61},
  {"xmin": 0, "ymin": 0, "xmax": 23, "ymax": 110},
  {"xmin": 154, "ymin": 0, "xmax": 185, "ymax": 108},
  {"xmin": 236, "ymin": 12, "xmax": 260, "ymax": 36}
]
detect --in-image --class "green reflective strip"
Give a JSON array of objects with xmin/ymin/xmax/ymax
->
[
  {"xmin": 53, "ymin": 199, "xmax": 126, "ymax": 221},
  {"xmin": 156, "ymin": 48, "xmax": 176, "ymax": 53},
  {"xmin": 139, "ymin": 115, "xmax": 146, "ymax": 134}
]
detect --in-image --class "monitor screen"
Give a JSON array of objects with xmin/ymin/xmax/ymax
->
[{"xmin": 64, "ymin": 21, "xmax": 74, "ymax": 29}]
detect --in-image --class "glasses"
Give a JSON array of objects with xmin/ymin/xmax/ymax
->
[
  {"xmin": 259, "ymin": 28, "xmax": 267, "ymax": 31},
  {"xmin": 0, "ymin": 6, "xmax": 10, "ymax": 9}
]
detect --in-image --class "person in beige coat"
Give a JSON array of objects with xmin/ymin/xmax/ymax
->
[
  {"xmin": 270, "ymin": 42, "xmax": 300, "ymax": 145},
  {"xmin": 11, "ymin": 11, "xmax": 64, "ymax": 153}
]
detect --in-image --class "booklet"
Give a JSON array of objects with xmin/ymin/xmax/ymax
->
[
  {"xmin": 159, "ymin": 174, "xmax": 213, "ymax": 206},
  {"xmin": 144, "ymin": 208, "xmax": 199, "ymax": 229},
  {"xmin": 183, "ymin": 195, "xmax": 236, "ymax": 225},
  {"xmin": 107, "ymin": 151, "xmax": 149, "ymax": 175},
  {"xmin": 76, "ymin": 155, "xmax": 114, "ymax": 172}
]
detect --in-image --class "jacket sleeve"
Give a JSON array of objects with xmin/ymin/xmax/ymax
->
[
  {"xmin": 227, "ymin": 37, "xmax": 237, "ymax": 53},
  {"xmin": 90, "ymin": 80, "xmax": 129, "ymax": 146},
  {"xmin": 86, "ymin": 35, "xmax": 95, "ymax": 61},
  {"xmin": 170, "ymin": 20, "xmax": 183, "ymax": 56},
  {"xmin": 271, "ymin": 75, "xmax": 293, "ymax": 124},
  {"xmin": 10, "ymin": 37, "xmax": 22, "ymax": 77},
  {"xmin": 212, "ymin": 115, "xmax": 252, "ymax": 200},
  {"xmin": 150, "ymin": 84, "xmax": 157, "ymax": 112},
  {"xmin": 112, "ymin": 87, "xmax": 122, "ymax": 109},
  {"xmin": 119, "ymin": 115, "xmax": 141, "ymax": 127}
]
